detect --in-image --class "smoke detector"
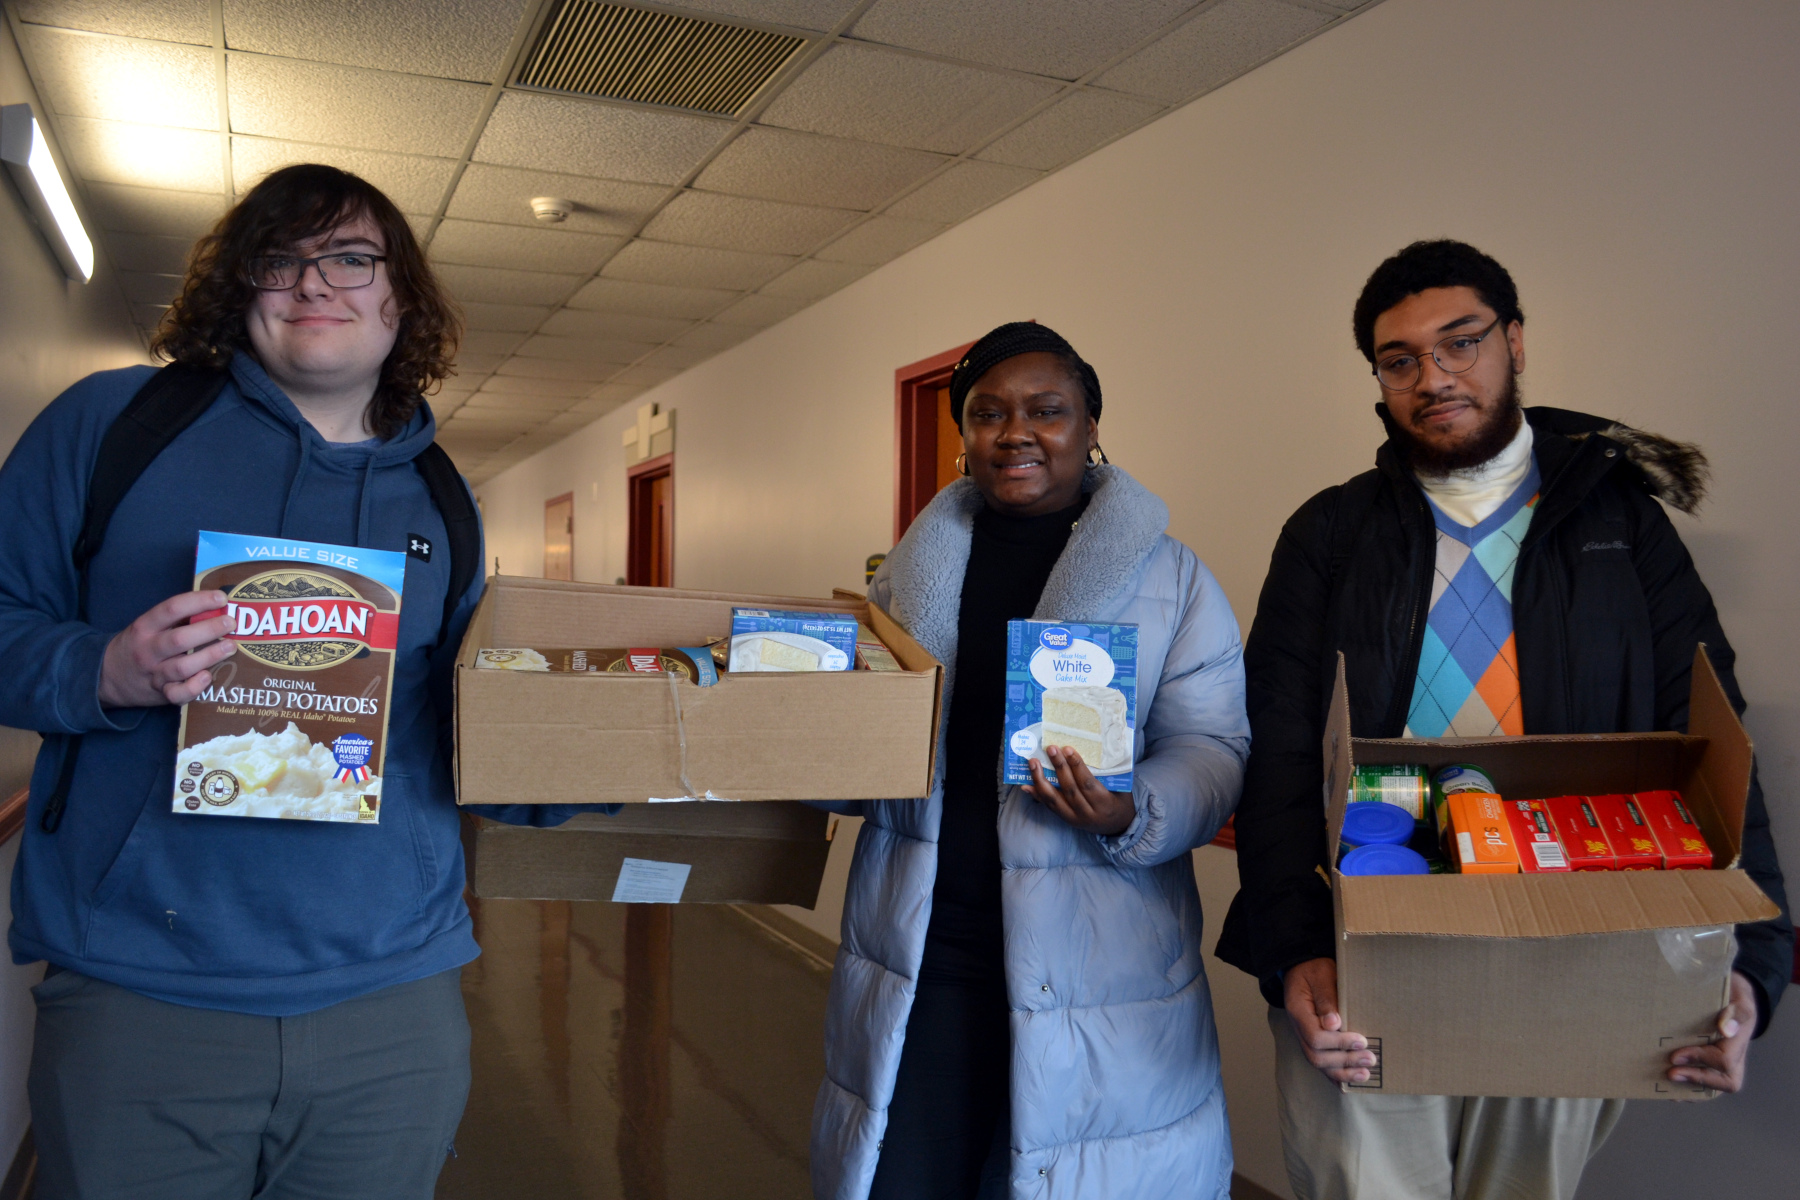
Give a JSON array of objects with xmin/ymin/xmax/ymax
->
[{"xmin": 530, "ymin": 196, "xmax": 573, "ymax": 223}]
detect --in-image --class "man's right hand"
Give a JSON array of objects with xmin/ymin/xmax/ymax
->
[
  {"xmin": 98, "ymin": 590, "xmax": 237, "ymax": 709},
  {"xmin": 1283, "ymin": 957, "xmax": 1378, "ymax": 1084}
]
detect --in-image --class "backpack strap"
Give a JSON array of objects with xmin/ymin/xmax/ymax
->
[
  {"xmin": 412, "ymin": 441, "xmax": 480, "ymax": 648},
  {"xmin": 44, "ymin": 362, "xmax": 230, "ymax": 833}
]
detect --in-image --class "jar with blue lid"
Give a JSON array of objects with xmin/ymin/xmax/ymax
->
[
  {"xmin": 1340, "ymin": 801, "xmax": 1416, "ymax": 849},
  {"xmin": 1340, "ymin": 843, "xmax": 1432, "ymax": 876}
]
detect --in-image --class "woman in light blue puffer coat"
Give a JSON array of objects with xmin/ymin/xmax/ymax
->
[{"xmin": 811, "ymin": 323, "xmax": 1249, "ymax": 1200}]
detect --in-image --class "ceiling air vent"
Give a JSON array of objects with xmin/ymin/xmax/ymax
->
[{"xmin": 516, "ymin": 0, "xmax": 806, "ymax": 117}]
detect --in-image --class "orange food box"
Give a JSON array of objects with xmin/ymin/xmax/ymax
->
[
  {"xmin": 1633, "ymin": 790, "xmax": 1713, "ymax": 870},
  {"xmin": 1585, "ymin": 794, "xmax": 1662, "ymax": 870},
  {"xmin": 1542, "ymin": 796, "xmax": 1617, "ymax": 871},
  {"xmin": 1503, "ymin": 800, "xmax": 1571, "ymax": 872},
  {"xmin": 1446, "ymin": 792, "xmax": 1520, "ymax": 874}
]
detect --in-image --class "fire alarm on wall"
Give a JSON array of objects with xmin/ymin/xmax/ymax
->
[{"xmin": 529, "ymin": 196, "xmax": 573, "ymax": 223}]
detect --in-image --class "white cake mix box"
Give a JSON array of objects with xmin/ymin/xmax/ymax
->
[
  {"xmin": 172, "ymin": 531, "xmax": 406, "ymax": 823},
  {"xmin": 728, "ymin": 608, "xmax": 858, "ymax": 672},
  {"xmin": 1003, "ymin": 620, "xmax": 1139, "ymax": 794}
]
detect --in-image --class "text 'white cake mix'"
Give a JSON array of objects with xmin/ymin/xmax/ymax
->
[
  {"xmin": 1003, "ymin": 620, "xmax": 1139, "ymax": 793},
  {"xmin": 172, "ymin": 531, "xmax": 407, "ymax": 823}
]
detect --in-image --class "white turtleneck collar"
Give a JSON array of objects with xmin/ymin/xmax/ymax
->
[{"xmin": 1413, "ymin": 416, "xmax": 1535, "ymax": 527}]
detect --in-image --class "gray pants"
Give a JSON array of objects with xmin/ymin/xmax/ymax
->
[
  {"xmin": 29, "ymin": 967, "xmax": 471, "ymax": 1200},
  {"xmin": 1269, "ymin": 1008, "xmax": 1626, "ymax": 1200}
]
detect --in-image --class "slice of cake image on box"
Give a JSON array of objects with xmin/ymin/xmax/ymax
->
[
  {"xmin": 1003, "ymin": 620, "xmax": 1139, "ymax": 793},
  {"xmin": 728, "ymin": 608, "xmax": 857, "ymax": 672},
  {"xmin": 172, "ymin": 531, "xmax": 406, "ymax": 823}
]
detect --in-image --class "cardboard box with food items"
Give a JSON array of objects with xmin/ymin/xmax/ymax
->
[{"xmin": 1321, "ymin": 647, "xmax": 1780, "ymax": 1100}]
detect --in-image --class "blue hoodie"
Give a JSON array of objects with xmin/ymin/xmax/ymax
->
[{"xmin": 0, "ymin": 354, "xmax": 560, "ymax": 1015}]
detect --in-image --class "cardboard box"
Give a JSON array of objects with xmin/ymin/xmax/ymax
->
[
  {"xmin": 462, "ymin": 803, "xmax": 835, "ymax": 906},
  {"xmin": 1636, "ymin": 790, "xmax": 1714, "ymax": 870},
  {"xmin": 1445, "ymin": 793, "xmax": 1520, "ymax": 874},
  {"xmin": 1543, "ymin": 795, "xmax": 1618, "ymax": 871},
  {"xmin": 1324, "ymin": 647, "xmax": 1779, "ymax": 1099},
  {"xmin": 1504, "ymin": 799, "xmax": 1571, "ymax": 873},
  {"xmin": 1587, "ymin": 794, "xmax": 1663, "ymax": 871},
  {"xmin": 455, "ymin": 577, "xmax": 944, "ymax": 804}
]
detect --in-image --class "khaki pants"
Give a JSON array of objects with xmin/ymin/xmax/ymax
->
[{"xmin": 1268, "ymin": 1009, "xmax": 1626, "ymax": 1200}]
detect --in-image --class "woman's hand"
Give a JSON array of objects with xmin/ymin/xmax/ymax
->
[
  {"xmin": 1026, "ymin": 744, "xmax": 1135, "ymax": 835},
  {"xmin": 98, "ymin": 590, "xmax": 236, "ymax": 709}
]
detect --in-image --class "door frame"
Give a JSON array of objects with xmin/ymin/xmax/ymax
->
[
  {"xmin": 892, "ymin": 341, "xmax": 975, "ymax": 543},
  {"xmin": 627, "ymin": 453, "xmax": 674, "ymax": 587}
]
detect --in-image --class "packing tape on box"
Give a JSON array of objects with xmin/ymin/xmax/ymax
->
[{"xmin": 1655, "ymin": 925, "xmax": 1734, "ymax": 982}]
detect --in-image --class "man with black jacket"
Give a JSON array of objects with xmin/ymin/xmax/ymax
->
[{"xmin": 1217, "ymin": 240, "xmax": 1792, "ymax": 1200}]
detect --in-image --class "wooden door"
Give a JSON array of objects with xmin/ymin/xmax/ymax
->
[
  {"xmin": 933, "ymin": 383, "xmax": 962, "ymax": 490},
  {"xmin": 543, "ymin": 493, "xmax": 573, "ymax": 581},
  {"xmin": 894, "ymin": 340, "xmax": 976, "ymax": 541},
  {"xmin": 627, "ymin": 455, "xmax": 674, "ymax": 587}
]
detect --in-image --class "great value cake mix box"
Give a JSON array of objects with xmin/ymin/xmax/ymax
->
[
  {"xmin": 173, "ymin": 531, "xmax": 405, "ymax": 823},
  {"xmin": 728, "ymin": 608, "xmax": 857, "ymax": 672},
  {"xmin": 1002, "ymin": 620, "xmax": 1138, "ymax": 793}
]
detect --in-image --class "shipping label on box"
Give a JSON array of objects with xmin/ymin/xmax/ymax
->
[
  {"xmin": 175, "ymin": 531, "xmax": 404, "ymax": 823},
  {"xmin": 1003, "ymin": 620, "xmax": 1138, "ymax": 793}
]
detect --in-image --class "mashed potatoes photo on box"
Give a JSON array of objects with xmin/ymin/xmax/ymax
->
[{"xmin": 177, "ymin": 722, "xmax": 381, "ymax": 822}]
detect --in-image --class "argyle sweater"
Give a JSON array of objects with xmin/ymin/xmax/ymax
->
[{"xmin": 1405, "ymin": 457, "xmax": 1542, "ymax": 737}]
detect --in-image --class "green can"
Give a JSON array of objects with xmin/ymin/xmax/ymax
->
[
  {"xmin": 1430, "ymin": 763, "xmax": 1498, "ymax": 842},
  {"xmin": 1350, "ymin": 763, "xmax": 1430, "ymax": 821}
]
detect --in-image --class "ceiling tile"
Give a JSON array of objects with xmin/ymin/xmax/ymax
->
[
  {"xmin": 61, "ymin": 117, "xmax": 223, "ymax": 191},
  {"xmin": 105, "ymin": 231, "xmax": 193, "ymax": 274},
  {"xmin": 131, "ymin": 301, "xmax": 170, "ymax": 329},
  {"xmin": 83, "ymin": 182, "xmax": 225, "ymax": 238},
  {"xmin": 694, "ymin": 126, "xmax": 945, "ymax": 210},
  {"xmin": 976, "ymin": 88, "xmax": 1162, "ymax": 170},
  {"xmin": 602, "ymin": 240, "xmax": 795, "ymax": 291},
  {"xmin": 16, "ymin": 0, "xmax": 212, "ymax": 44},
  {"xmin": 227, "ymin": 56, "xmax": 486, "ymax": 157},
  {"xmin": 814, "ymin": 214, "xmax": 941, "ymax": 265},
  {"xmin": 459, "ymin": 329, "xmax": 527, "ymax": 356},
  {"xmin": 495, "ymin": 357, "xmax": 619, "ymax": 382},
  {"xmin": 759, "ymin": 258, "xmax": 872, "ymax": 299},
  {"xmin": 540, "ymin": 411, "xmax": 600, "ymax": 435},
  {"xmin": 539, "ymin": 309, "xmax": 694, "ymax": 343},
  {"xmin": 637, "ymin": 344, "xmax": 716, "ymax": 372},
  {"xmin": 232, "ymin": 139, "xmax": 456, "ymax": 213},
  {"xmin": 884, "ymin": 159, "xmax": 1039, "ymax": 223},
  {"xmin": 456, "ymin": 352, "xmax": 507, "ymax": 373},
  {"xmin": 222, "ymin": 0, "xmax": 531, "ymax": 81},
  {"xmin": 23, "ymin": 26, "xmax": 217, "ymax": 130},
  {"xmin": 710, "ymin": 293, "xmax": 808, "ymax": 327},
  {"xmin": 610, "ymin": 364, "xmax": 679, "ymax": 388},
  {"xmin": 1096, "ymin": 0, "xmax": 1332, "ymax": 103},
  {"xmin": 759, "ymin": 43, "xmax": 1057, "ymax": 155},
  {"xmin": 445, "ymin": 163, "xmax": 666, "ymax": 234},
  {"xmin": 656, "ymin": 0, "xmax": 857, "ymax": 33},
  {"xmin": 430, "ymin": 219, "xmax": 622, "ymax": 274},
  {"xmin": 477, "ymin": 375, "xmax": 597, "ymax": 398},
  {"xmin": 571, "ymin": 383, "xmax": 644, "ymax": 412},
  {"xmin": 116, "ymin": 270, "xmax": 185, "ymax": 303},
  {"xmin": 463, "ymin": 391, "xmax": 569, "ymax": 413},
  {"xmin": 565, "ymin": 277, "xmax": 737, "ymax": 320},
  {"xmin": 641, "ymin": 191, "xmax": 858, "ymax": 256},
  {"xmin": 850, "ymin": 0, "xmax": 1197, "ymax": 80},
  {"xmin": 670, "ymin": 322, "xmax": 755, "ymax": 352},
  {"xmin": 435, "ymin": 262, "xmax": 583, "ymax": 306},
  {"xmin": 475, "ymin": 92, "xmax": 731, "ymax": 185},
  {"xmin": 515, "ymin": 334, "xmax": 656, "ymax": 365},
  {"xmin": 458, "ymin": 301, "xmax": 552, "ymax": 332}
]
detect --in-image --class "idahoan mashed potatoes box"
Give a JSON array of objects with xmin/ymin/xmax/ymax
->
[{"xmin": 172, "ymin": 531, "xmax": 406, "ymax": 824}]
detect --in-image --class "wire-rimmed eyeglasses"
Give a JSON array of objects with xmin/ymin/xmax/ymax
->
[
  {"xmin": 1373, "ymin": 317, "xmax": 1503, "ymax": 391},
  {"xmin": 247, "ymin": 253, "xmax": 387, "ymax": 291}
]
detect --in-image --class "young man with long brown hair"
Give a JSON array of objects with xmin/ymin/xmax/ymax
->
[{"xmin": 0, "ymin": 164, "xmax": 507, "ymax": 1197}]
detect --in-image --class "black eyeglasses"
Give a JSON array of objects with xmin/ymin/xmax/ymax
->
[
  {"xmin": 1373, "ymin": 317, "xmax": 1503, "ymax": 391},
  {"xmin": 247, "ymin": 252, "xmax": 387, "ymax": 291}
]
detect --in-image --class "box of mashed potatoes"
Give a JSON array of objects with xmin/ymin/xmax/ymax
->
[
  {"xmin": 453, "ymin": 577, "xmax": 945, "ymax": 906},
  {"xmin": 1320, "ymin": 647, "xmax": 1779, "ymax": 1100},
  {"xmin": 173, "ymin": 532, "xmax": 405, "ymax": 823}
]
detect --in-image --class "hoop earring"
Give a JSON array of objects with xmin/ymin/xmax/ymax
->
[
  {"xmin": 1088, "ymin": 445, "xmax": 1109, "ymax": 468},
  {"xmin": 956, "ymin": 452, "xmax": 970, "ymax": 477}
]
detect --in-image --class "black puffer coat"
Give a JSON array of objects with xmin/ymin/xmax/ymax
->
[{"xmin": 1216, "ymin": 405, "xmax": 1793, "ymax": 1033}]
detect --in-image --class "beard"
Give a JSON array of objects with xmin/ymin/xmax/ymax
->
[{"xmin": 1397, "ymin": 373, "xmax": 1523, "ymax": 474}]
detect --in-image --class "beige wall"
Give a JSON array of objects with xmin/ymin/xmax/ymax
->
[{"xmin": 475, "ymin": 0, "xmax": 1800, "ymax": 1194}]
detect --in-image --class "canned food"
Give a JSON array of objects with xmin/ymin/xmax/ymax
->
[{"xmin": 1351, "ymin": 763, "xmax": 1429, "ymax": 820}]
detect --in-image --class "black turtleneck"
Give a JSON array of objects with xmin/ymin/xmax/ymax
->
[{"xmin": 920, "ymin": 495, "xmax": 1087, "ymax": 986}]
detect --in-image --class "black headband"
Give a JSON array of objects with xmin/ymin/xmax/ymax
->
[{"xmin": 948, "ymin": 321, "xmax": 1102, "ymax": 429}]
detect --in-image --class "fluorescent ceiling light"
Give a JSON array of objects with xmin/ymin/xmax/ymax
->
[{"xmin": 1, "ymin": 104, "xmax": 94, "ymax": 283}]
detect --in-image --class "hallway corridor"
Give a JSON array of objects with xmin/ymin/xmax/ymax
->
[{"xmin": 439, "ymin": 900, "xmax": 831, "ymax": 1200}]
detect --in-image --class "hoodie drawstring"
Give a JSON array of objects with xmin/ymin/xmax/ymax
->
[{"xmin": 356, "ymin": 455, "xmax": 376, "ymax": 545}]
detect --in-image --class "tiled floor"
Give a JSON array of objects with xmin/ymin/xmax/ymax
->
[{"xmin": 438, "ymin": 899, "xmax": 831, "ymax": 1200}]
